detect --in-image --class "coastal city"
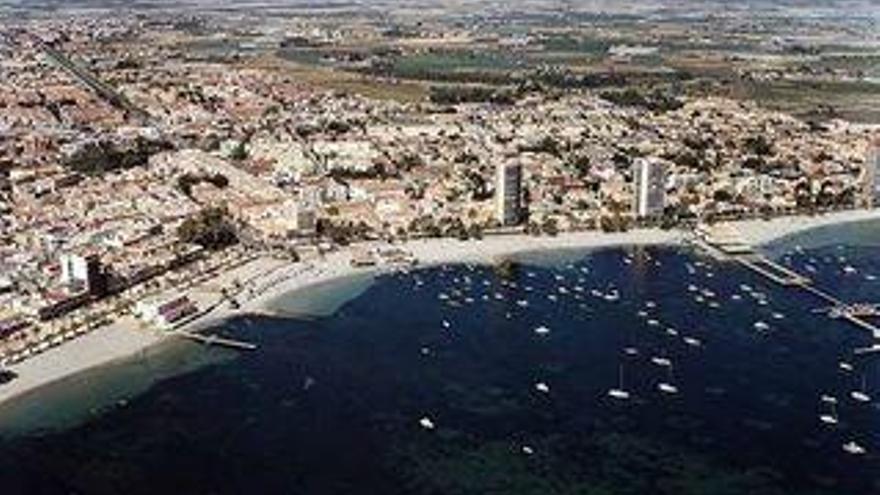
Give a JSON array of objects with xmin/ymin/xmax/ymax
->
[
  {"xmin": 0, "ymin": 1, "xmax": 879, "ymax": 493},
  {"xmin": 1, "ymin": 8, "xmax": 878, "ymax": 367}
]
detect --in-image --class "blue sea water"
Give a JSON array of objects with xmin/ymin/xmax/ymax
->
[{"xmin": 1, "ymin": 222, "xmax": 880, "ymax": 494}]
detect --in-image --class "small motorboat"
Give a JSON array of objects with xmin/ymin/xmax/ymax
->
[
  {"xmin": 658, "ymin": 382, "xmax": 679, "ymax": 395},
  {"xmin": 608, "ymin": 364, "xmax": 631, "ymax": 400},
  {"xmin": 651, "ymin": 356, "xmax": 672, "ymax": 367},
  {"xmin": 842, "ymin": 441, "xmax": 866, "ymax": 455}
]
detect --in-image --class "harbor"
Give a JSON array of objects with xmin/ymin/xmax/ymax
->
[{"xmin": 695, "ymin": 223, "xmax": 880, "ymax": 342}]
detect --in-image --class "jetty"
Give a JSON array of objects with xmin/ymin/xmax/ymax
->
[
  {"xmin": 177, "ymin": 331, "xmax": 258, "ymax": 351},
  {"xmin": 737, "ymin": 255, "xmax": 810, "ymax": 286},
  {"xmin": 694, "ymin": 224, "xmax": 880, "ymax": 340}
]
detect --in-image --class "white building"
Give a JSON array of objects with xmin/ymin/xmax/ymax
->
[
  {"xmin": 632, "ymin": 158, "xmax": 666, "ymax": 218},
  {"xmin": 134, "ymin": 294, "xmax": 198, "ymax": 330},
  {"xmin": 495, "ymin": 162, "xmax": 522, "ymax": 226},
  {"xmin": 59, "ymin": 253, "xmax": 104, "ymax": 294}
]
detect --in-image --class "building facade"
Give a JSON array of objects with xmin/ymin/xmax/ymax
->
[
  {"xmin": 632, "ymin": 158, "xmax": 666, "ymax": 218},
  {"xmin": 495, "ymin": 162, "xmax": 522, "ymax": 226},
  {"xmin": 868, "ymin": 142, "xmax": 880, "ymax": 207},
  {"xmin": 59, "ymin": 253, "xmax": 106, "ymax": 296}
]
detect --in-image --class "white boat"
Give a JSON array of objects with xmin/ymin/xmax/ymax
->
[
  {"xmin": 819, "ymin": 414, "xmax": 838, "ymax": 426},
  {"xmin": 842, "ymin": 441, "xmax": 866, "ymax": 455},
  {"xmin": 517, "ymin": 300, "xmax": 529, "ymax": 307},
  {"xmin": 651, "ymin": 356, "xmax": 672, "ymax": 367},
  {"xmin": 665, "ymin": 327, "xmax": 679, "ymax": 337},
  {"xmin": 731, "ymin": 294, "xmax": 743, "ymax": 301},
  {"xmin": 608, "ymin": 388, "xmax": 630, "ymax": 400},
  {"xmin": 636, "ymin": 310, "xmax": 648, "ymax": 318},
  {"xmin": 442, "ymin": 320, "xmax": 451, "ymax": 329},
  {"xmin": 535, "ymin": 382, "xmax": 550, "ymax": 393},
  {"xmin": 624, "ymin": 347, "xmax": 639, "ymax": 356},
  {"xmin": 647, "ymin": 319, "xmax": 660, "ymax": 327},
  {"xmin": 603, "ymin": 291, "xmax": 620, "ymax": 302},
  {"xmin": 851, "ymin": 376, "xmax": 872, "ymax": 403},
  {"xmin": 608, "ymin": 364, "xmax": 631, "ymax": 400},
  {"xmin": 683, "ymin": 337, "xmax": 702, "ymax": 347},
  {"xmin": 687, "ymin": 284, "xmax": 698, "ymax": 292},
  {"xmin": 843, "ymin": 265, "xmax": 857, "ymax": 274},
  {"xmin": 419, "ymin": 417, "xmax": 436, "ymax": 430},
  {"xmin": 753, "ymin": 321, "xmax": 770, "ymax": 331},
  {"xmin": 819, "ymin": 397, "xmax": 839, "ymax": 425},
  {"xmin": 547, "ymin": 294, "xmax": 558, "ymax": 302},
  {"xmin": 771, "ymin": 312, "xmax": 785, "ymax": 320},
  {"xmin": 534, "ymin": 326, "xmax": 551, "ymax": 336},
  {"xmin": 645, "ymin": 301, "xmax": 657, "ymax": 309},
  {"xmin": 658, "ymin": 382, "xmax": 679, "ymax": 395},
  {"xmin": 839, "ymin": 361, "xmax": 854, "ymax": 372},
  {"xmin": 521, "ymin": 445, "xmax": 535, "ymax": 455},
  {"xmin": 658, "ymin": 364, "xmax": 679, "ymax": 395}
]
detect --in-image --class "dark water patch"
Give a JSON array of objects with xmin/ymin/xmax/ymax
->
[{"xmin": 0, "ymin": 245, "xmax": 877, "ymax": 494}]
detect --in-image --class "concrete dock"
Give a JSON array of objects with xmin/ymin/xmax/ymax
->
[
  {"xmin": 694, "ymin": 227, "xmax": 880, "ymax": 341},
  {"xmin": 178, "ymin": 331, "xmax": 258, "ymax": 351}
]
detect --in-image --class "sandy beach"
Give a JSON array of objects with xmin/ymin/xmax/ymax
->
[
  {"xmin": 727, "ymin": 208, "xmax": 880, "ymax": 246},
  {"xmin": 2, "ymin": 208, "xmax": 879, "ymax": 407}
]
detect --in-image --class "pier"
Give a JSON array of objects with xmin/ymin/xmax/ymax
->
[
  {"xmin": 178, "ymin": 331, "xmax": 258, "ymax": 351},
  {"xmin": 695, "ymin": 226, "xmax": 880, "ymax": 341},
  {"xmin": 737, "ymin": 256, "xmax": 811, "ymax": 286}
]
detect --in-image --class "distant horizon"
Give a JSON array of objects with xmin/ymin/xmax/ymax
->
[{"xmin": 2, "ymin": 0, "xmax": 879, "ymax": 22}]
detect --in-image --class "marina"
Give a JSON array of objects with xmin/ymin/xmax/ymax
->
[{"xmin": 697, "ymin": 225, "xmax": 880, "ymax": 340}]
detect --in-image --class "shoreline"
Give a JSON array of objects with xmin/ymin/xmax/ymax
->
[{"xmin": 2, "ymin": 208, "xmax": 879, "ymax": 408}]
